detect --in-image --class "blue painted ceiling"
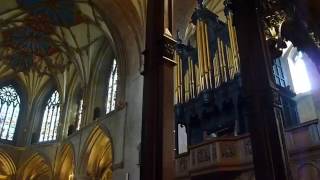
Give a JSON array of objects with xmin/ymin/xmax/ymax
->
[
  {"xmin": 17, "ymin": 0, "xmax": 81, "ymax": 27},
  {"xmin": 0, "ymin": 0, "xmax": 87, "ymax": 73}
]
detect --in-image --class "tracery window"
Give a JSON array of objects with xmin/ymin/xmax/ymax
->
[
  {"xmin": 273, "ymin": 58, "xmax": 287, "ymax": 87},
  {"xmin": 39, "ymin": 90, "xmax": 61, "ymax": 142},
  {"xmin": 106, "ymin": 59, "xmax": 118, "ymax": 114},
  {"xmin": 0, "ymin": 85, "xmax": 20, "ymax": 141}
]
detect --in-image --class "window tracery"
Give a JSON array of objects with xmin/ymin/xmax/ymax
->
[
  {"xmin": 106, "ymin": 59, "xmax": 118, "ymax": 114},
  {"xmin": 0, "ymin": 85, "xmax": 20, "ymax": 141},
  {"xmin": 39, "ymin": 90, "xmax": 60, "ymax": 142},
  {"xmin": 273, "ymin": 58, "xmax": 287, "ymax": 87}
]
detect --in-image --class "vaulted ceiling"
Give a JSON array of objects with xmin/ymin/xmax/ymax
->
[
  {"xmin": 0, "ymin": 0, "xmax": 147, "ymax": 103},
  {"xmin": 173, "ymin": 0, "xmax": 226, "ymax": 41}
]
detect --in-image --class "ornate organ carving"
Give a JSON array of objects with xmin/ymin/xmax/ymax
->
[
  {"xmin": 174, "ymin": 1, "xmax": 301, "ymax": 148},
  {"xmin": 174, "ymin": 2, "xmax": 240, "ymax": 104},
  {"xmin": 174, "ymin": 2, "xmax": 247, "ymax": 146}
]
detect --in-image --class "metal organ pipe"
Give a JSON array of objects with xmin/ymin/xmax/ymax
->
[{"xmin": 174, "ymin": 4, "xmax": 241, "ymax": 103}]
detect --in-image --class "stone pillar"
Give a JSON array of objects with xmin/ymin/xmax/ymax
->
[
  {"xmin": 231, "ymin": 0, "xmax": 291, "ymax": 179},
  {"xmin": 141, "ymin": 0, "xmax": 176, "ymax": 180}
]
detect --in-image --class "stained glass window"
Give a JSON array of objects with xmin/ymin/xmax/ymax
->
[
  {"xmin": 0, "ymin": 85, "xmax": 20, "ymax": 141},
  {"xmin": 39, "ymin": 90, "xmax": 60, "ymax": 142},
  {"xmin": 76, "ymin": 99, "xmax": 83, "ymax": 130},
  {"xmin": 106, "ymin": 59, "xmax": 118, "ymax": 114}
]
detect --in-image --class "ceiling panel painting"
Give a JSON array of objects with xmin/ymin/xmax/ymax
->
[{"xmin": 0, "ymin": 0, "xmax": 110, "ymax": 77}]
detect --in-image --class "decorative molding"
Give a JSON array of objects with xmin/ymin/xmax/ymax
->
[
  {"xmin": 271, "ymin": 90, "xmax": 282, "ymax": 106},
  {"xmin": 163, "ymin": 28, "xmax": 177, "ymax": 64},
  {"xmin": 196, "ymin": 145, "xmax": 211, "ymax": 163},
  {"xmin": 261, "ymin": 0, "xmax": 288, "ymax": 60},
  {"xmin": 220, "ymin": 142, "xmax": 237, "ymax": 159}
]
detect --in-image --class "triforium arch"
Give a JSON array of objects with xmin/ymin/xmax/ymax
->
[
  {"xmin": 0, "ymin": 150, "xmax": 16, "ymax": 179},
  {"xmin": 79, "ymin": 125, "xmax": 113, "ymax": 179},
  {"xmin": 54, "ymin": 143, "xmax": 75, "ymax": 180},
  {"xmin": 17, "ymin": 152, "xmax": 52, "ymax": 180}
]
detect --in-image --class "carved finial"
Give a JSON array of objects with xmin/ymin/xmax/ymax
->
[
  {"xmin": 197, "ymin": 0, "xmax": 204, "ymax": 9},
  {"xmin": 223, "ymin": 0, "xmax": 232, "ymax": 6}
]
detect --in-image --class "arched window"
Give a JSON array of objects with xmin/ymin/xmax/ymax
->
[
  {"xmin": 76, "ymin": 98, "xmax": 84, "ymax": 130},
  {"xmin": 0, "ymin": 85, "xmax": 20, "ymax": 141},
  {"xmin": 106, "ymin": 59, "xmax": 118, "ymax": 114},
  {"xmin": 273, "ymin": 58, "xmax": 287, "ymax": 87},
  {"xmin": 39, "ymin": 90, "xmax": 61, "ymax": 142}
]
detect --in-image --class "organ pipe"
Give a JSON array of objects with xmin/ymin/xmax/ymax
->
[{"xmin": 174, "ymin": 4, "xmax": 241, "ymax": 103}]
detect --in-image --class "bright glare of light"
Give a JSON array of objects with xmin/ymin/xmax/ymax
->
[{"xmin": 288, "ymin": 52, "xmax": 312, "ymax": 94}]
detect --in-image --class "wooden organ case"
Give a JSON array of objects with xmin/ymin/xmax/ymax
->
[{"xmin": 174, "ymin": 3, "xmax": 300, "ymax": 147}]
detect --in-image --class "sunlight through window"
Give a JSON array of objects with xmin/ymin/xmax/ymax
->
[
  {"xmin": 106, "ymin": 59, "xmax": 118, "ymax": 114},
  {"xmin": 39, "ymin": 90, "xmax": 60, "ymax": 142},
  {"xmin": 0, "ymin": 85, "xmax": 20, "ymax": 141},
  {"xmin": 288, "ymin": 52, "xmax": 312, "ymax": 94}
]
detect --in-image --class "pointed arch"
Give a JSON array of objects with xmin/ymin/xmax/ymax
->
[
  {"xmin": 0, "ymin": 151, "xmax": 16, "ymax": 179},
  {"xmin": 17, "ymin": 153, "xmax": 52, "ymax": 180},
  {"xmin": 55, "ymin": 143, "xmax": 75, "ymax": 180},
  {"xmin": 79, "ymin": 125, "xmax": 113, "ymax": 179}
]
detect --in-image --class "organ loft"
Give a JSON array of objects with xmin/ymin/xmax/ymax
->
[{"xmin": 0, "ymin": 0, "xmax": 319, "ymax": 180}]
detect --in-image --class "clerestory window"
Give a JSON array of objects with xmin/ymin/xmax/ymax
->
[
  {"xmin": 39, "ymin": 90, "xmax": 61, "ymax": 142},
  {"xmin": 106, "ymin": 59, "xmax": 118, "ymax": 114},
  {"xmin": 76, "ymin": 98, "xmax": 83, "ymax": 130},
  {"xmin": 0, "ymin": 85, "xmax": 20, "ymax": 141}
]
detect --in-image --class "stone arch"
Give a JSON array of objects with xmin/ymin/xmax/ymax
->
[
  {"xmin": 0, "ymin": 151, "xmax": 16, "ymax": 179},
  {"xmin": 93, "ymin": 0, "xmax": 145, "ymax": 97},
  {"xmin": 79, "ymin": 125, "xmax": 113, "ymax": 179},
  {"xmin": 17, "ymin": 152, "xmax": 53, "ymax": 180},
  {"xmin": 63, "ymin": 80, "xmax": 83, "ymax": 135},
  {"xmin": 85, "ymin": 43, "xmax": 115, "ymax": 120},
  {"xmin": 54, "ymin": 143, "xmax": 75, "ymax": 180},
  {"xmin": 27, "ymin": 80, "xmax": 56, "ymax": 144},
  {"xmin": 298, "ymin": 162, "xmax": 320, "ymax": 180}
]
